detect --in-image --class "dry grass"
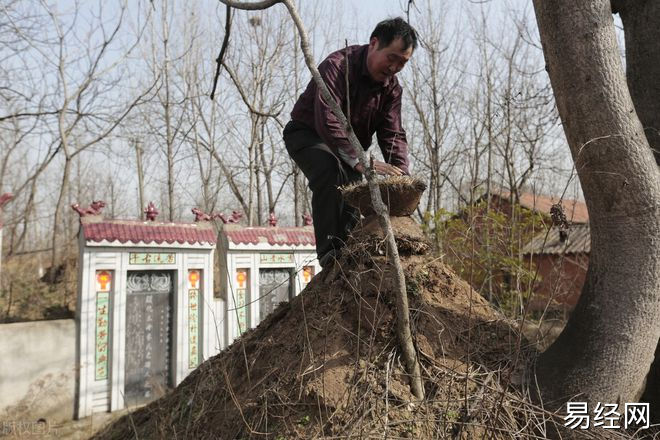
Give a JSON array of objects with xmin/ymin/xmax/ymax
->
[
  {"xmin": 339, "ymin": 175, "xmax": 427, "ymax": 195},
  {"xmin": 340, "ymin": 176, "xmax": 427, "ymax": 217},
  {"xmin": 0, "ymin": 252, "xmax": 76, "ymax": 323}
]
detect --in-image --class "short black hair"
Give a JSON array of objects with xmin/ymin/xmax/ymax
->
[{"xmin": 370, "ymin": 17, "xmax": 418, "ymax": 51}]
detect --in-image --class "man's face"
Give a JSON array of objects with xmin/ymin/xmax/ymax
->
[{"xmin": 366, "ymin": 36, "xmax": 414, "ymax": 83}]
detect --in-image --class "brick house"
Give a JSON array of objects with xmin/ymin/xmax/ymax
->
[
  {"xmin": 522, "ymin": 221, "xmax": 590, "ymax": 313},
  {"xmin": 458, "ymin": 190, "xmax": 589, "ymax": 312}
]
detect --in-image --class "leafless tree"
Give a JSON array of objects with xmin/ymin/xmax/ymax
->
[
  {"xmin": 2, "ymin": 1, "xmax": 153, "ymax": 271},
  {"xmin": 533, "ymin": 0, "xmax": 660, "ymax": 409}
]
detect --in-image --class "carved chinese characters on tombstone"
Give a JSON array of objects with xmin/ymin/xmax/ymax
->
[
  {"xmin": 259, "ymin": 253, "xmax": 294, "ymax": 264},
  {"xmin": 124, "ymin": 271, "xmax": 172, "ymax": 405},
  {"xmin": 129, "ymin": 252, "xmax": 176, "ymax": 265},
  {"xmin": 95, "ymin": 271, "xmax": 112, "ymax": 380},
  {"xmin": 188, "ymin": 270, "xmax": 201, "ymax": 369},
  {"xmin": 259, "ymin": 269, "xmax": 293, "ymax": 319},
  {"xmin": 235, "ymin": 269, "xmax": 249, "ymax": 334}
]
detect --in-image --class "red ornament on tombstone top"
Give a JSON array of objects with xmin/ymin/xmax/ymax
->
[
  {"xmin": 145, "ymin": 202, "xmax": 159, "ymax": 221},
  {"xmin": 268, "ymin": 211, "xmax": 277, "ymax": 227}
]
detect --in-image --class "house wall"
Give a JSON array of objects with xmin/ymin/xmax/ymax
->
[
  {"xmin": 0, "ymin": 319, "xmax": 76, "ymax": 423},
  {"xmin": 528, "ymin": 253, "xmax": 588, "ymax": 311}
]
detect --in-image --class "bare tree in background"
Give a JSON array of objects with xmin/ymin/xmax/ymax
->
[
  {"xmin": 406, "ymin": 0, "xmax": 462, "ymax": 218},
  {"xmin": 139, "ymin": 0, "xmax": 194, "ymax": 222},
  {"xmin": 2, "ymin": 1, "xmax": 152, "ymax": 272},
  {"xmin": 220, "ymin": 9, "xmax": 289, "ymax": 224}
]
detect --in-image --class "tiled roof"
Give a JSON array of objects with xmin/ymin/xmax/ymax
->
[
  {"xmin": 81, "ymin": 218, "xmax": 217, "ymax": 245},
  {"xmin": 223, "ymin": 226, "xmax": 315, "ymax": 246},
  {"xmin": 492, "ymin": 190, "xmax": 589, "ymax": 224},
  {"xmin": 523, "ymin": 223, "xmax": 590, "ymax": 255}
]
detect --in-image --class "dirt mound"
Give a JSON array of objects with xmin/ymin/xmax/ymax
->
[
  {"xmin": 347, "ymin": 216, "xmax": 431, "ymax": 255},
  {"xmin": 94, "ymin": 247, "xmax": 558, "ymax": 439}
]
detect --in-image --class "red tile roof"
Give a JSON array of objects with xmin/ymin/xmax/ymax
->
[
  {"xmin": 81, "ymin": 218, "xmax": 217, "ymax": 245},
  {"xmin": 492, "ymin": 190, "xmax": 589, "ymax": 224},
  {"xmin": 223, "ymin": 226, "xmax": 315, "ymax": 246}
]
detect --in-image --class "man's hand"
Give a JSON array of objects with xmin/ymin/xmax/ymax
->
[{"xmin": 354, "ymin": 160, "xmax": 403, "ymax": 176}]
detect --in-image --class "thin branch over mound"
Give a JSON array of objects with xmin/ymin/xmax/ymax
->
[{"xmin": 213, "ymin": 0, "xmax": 424, "ymax": 399}]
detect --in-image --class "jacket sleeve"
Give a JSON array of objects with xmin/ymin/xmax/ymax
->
[
  {"xmin": 313, "ymin": 57, "xmax": 360, "ymax": 169},
  {"xmin": 376, "ymin": 85, "xmax": 410, "ymax": 174}
]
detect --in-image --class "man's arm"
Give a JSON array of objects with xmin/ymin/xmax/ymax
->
[
  {"xmin": 313, "ymin": 57, "xmax": 360, "ymax": 169},
  {"xmin": 376, "ymin": 86, "xmax": 410, "ymax": 175}
]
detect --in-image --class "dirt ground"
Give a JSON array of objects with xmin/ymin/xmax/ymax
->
[{"xmin": 1, "ymin": 411, "xmax": 123, "ymax": 439}]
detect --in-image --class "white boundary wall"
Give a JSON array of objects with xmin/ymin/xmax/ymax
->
[{"xmin": 0, "ymin": 319, "xmax": 76, "ymax": 423}]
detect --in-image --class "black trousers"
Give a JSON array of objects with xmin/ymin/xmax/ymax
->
[{"xmin": 283, "ymin": 120, "xmax": 362, "ymax": 259}]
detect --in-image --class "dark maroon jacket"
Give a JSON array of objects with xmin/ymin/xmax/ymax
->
[{"xmin": 290, "ymin": 44, "xmax": 409, "ymax": 174}]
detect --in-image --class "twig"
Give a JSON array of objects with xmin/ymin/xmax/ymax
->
[{"xmin": 210, "ymin": 4, "xmax": 232, "ymax": 100}]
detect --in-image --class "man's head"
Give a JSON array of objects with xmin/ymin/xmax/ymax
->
[{"xmin": 367, "ymin": 17, "xmax": 418, "ymax": 83}]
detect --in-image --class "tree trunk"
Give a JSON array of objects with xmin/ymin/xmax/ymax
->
[
  {"xmin": 614, "ymin": 0, "xmax": 660, "ymax": 166},
  {"xmin": 247, "ymin": 115, "xmax": 258, "ymax": 226},
  {"xmin": 135, "ymin": 140, "xmax": 145, "ymax": 219},
  {"xmin": 612, "ymin": 0, "xmax": 660, "ymax": 414},
  {"xmin": 13, "ymin": 178, "xmax": 37, "ymax": 255},
  {"xmin": 50, "ymin": 156, "xmax": 72, "ymax": 276},
  {"xmin": 532, "ymin": 0, "xmax": 660, "ymax": 407},
  {"xmin": 162, "ymin": 0, "xmax": 175, "ymax": 222}
]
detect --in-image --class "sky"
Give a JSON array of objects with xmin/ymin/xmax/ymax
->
[
  {"xmin": 348, "ymin": 0, "xmax": 531, "ymax": 41},
  {"xmin": 8, "ymin": 0, "xmax": 590, "ymax": 228}
]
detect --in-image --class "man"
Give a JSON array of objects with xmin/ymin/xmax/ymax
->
[{"xmin": 283, "ymin": 17, "xmax": 417, "ymax": 267}]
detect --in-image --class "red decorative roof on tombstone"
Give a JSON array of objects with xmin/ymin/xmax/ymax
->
[
  {"xmin": 73, "ymin": 202, "xmax": 217, "ymax": 246},
  {"xmin": 223, "ymin": 224, "xmax": 315, "ymax": 247}
]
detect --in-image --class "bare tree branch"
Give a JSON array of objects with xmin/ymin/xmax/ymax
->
[
  {"xmin": 216, "ymin": 0, "xmax": 282, "ymax": 11},
  {"xmin": 221, "ymin": 62, "xmax": 284, "ymax": 125},
  {"xmin": 210, "ymin": 3, "xmax": 232, "ymax": 100}
]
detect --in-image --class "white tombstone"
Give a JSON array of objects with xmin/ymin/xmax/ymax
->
[
  {"xmin": 217, "ymin": 223, "xmax": 319, "ymax": 347},
  {"xmin": 73, "ymin": 203, "xmax": 220, "ymax": 418}
]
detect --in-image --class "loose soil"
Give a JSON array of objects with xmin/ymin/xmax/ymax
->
[{"xmin": 94, "ymin": 248, "xmax": 558, "ymax": 439}]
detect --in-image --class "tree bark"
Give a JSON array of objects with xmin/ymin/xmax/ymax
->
[
  {"xmin": 532, "ymin": 0, "xmax": 660, "ymax": 407},
  {"xmin": 50, "ymin": 155, "xmax": 71, "ymax": 277},
  {"xmin": 612, "ymin": 0, "xmax": 660, "ymax": 414},
  {"xmin": 614, "ymin": 0, "xmax": 660, "ymax": 166}
]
